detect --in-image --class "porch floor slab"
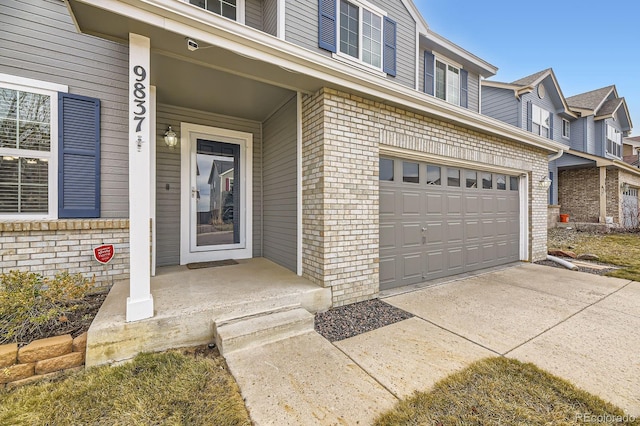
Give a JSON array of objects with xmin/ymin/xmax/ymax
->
[{"xmin": 85, "ymin": 258, "xmax": 331, "ymax": 367}]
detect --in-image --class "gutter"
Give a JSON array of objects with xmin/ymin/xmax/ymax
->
[{"xmin": 548, "ymin": 149, "xmax": 564, "ymax": 162}]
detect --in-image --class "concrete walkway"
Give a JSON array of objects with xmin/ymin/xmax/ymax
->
[{"xmin": 224, "ymin": 264, "xmax": 640, "ymax": 425}]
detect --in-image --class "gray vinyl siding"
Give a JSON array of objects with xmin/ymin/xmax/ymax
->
[
  {"xmin": 263, "ymin": 0, "xmax": 278, "ymax": 36},
  {"xmin": 594, "ymin": 120, "xmax": 605, "ymax": 157},
  {"xmin": 245, "ymin": 0, "xmax": 264, "ymax": 31},
  {"xmin": 466, "ymin": 72, "xmax": 480, "ymax": 113},
  {"xmin": 285, "ymin": 0, "xmax": 415, "ymax": 88},
  {"xmin": 480, "ymin": 86, "xmax": 519, "ymax": 127},
  {"xmin": 569, "ymin": 117, "xmax": 586, "ymax": 151},
  {"xmin": 155, "ymin": 105, "xmax": 263, "ymax": 267},
  {"xmin": 586, "ymin": 116, "xmax": 596, "ymax": 155},
  {"xmin": 0, "ymin": 0, "xmax": 129, "ymax": 218},
  {"xmin": 548, "ymin": 160, "xmax": 558, "ymax": 205},
  {"xmin": 261, "ymin": 96, "xmax": 297, "ymax": 272}
]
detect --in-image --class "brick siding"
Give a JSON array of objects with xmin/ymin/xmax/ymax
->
[{"xmin": 0, "ymin": 220, "xmax": 129, "ymax": 287}]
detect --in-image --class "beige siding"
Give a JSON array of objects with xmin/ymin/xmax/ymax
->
[
  {"xmin": 155, "ymin": 105, "xmax": 263, "ymax": 266},
  {"xmin": 262, "ymin": 96, "xmax": 297, "ymax": 272},
  {"xmin": 0, "ymin": 0, "xmax": 129, "ymax": 218}
]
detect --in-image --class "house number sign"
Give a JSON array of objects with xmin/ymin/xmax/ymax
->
[{"xmin": 132, "ymin": 65, "xmax": 147, "ymax": 151}]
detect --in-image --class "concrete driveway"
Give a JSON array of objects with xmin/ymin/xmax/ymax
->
[{"xmin": 225, "ymin": 263, "xmax": 640, "ymax": 425}]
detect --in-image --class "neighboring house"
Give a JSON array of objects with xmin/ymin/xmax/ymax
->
[
  {"xmin": 623, "ymin": 136, "xmax": 640, "ymax": 167},
  {"xmin": 482, "ymin": 70, "xmax": 637, "ymax": 226},
  {"xmin": 1, "ymin": 0, "xmax": 564, "ymax": 330}
]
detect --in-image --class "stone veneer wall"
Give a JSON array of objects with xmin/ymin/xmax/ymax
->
[
  {"xmin": 0, "ymin": 334, "xmax": 87, "ymax": 389},
  {"xmin": 548, "ymin": 205, "xmax": 560, "ymax": 229},
  {"xmin": 0, "ymin": 220, "xmax": 129, "ymax": 287},
  {"xmin": 302, "ymin": 88, "xmax": 550, "ymax": 306}
]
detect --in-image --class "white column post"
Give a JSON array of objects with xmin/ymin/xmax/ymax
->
[{"xmin": 127, "ymin": 33, "xmax": 154, "ymax": 322}]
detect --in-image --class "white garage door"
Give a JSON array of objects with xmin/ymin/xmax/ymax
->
[{"xmin": 379, "ymin": 158, "xmax": 521, "ymax": 291}]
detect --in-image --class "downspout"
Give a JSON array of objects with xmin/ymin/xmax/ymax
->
[
  {"xmin": 548, "ymin": 149, "xmax": 564, "ymax": 162},
  {"xmin": 547, "ymin": 149, "xmax": 563, "ymax": 206}
]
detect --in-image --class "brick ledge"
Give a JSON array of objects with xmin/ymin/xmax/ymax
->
[{"xmin": 0, "ymin": 219, "xmax": 129, "ymax": 232}]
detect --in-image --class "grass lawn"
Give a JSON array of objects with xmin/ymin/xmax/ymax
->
[
  {"xmin": 0, "ymin": 348, "xmax": 251, "ymax": 426},
  {"xmin": 548, "ymin": 229, "xmax": 640, "ymax": 281},
  {"xmin": 375, "ymin": 357, "xmax": 638, "ymax": 426}
]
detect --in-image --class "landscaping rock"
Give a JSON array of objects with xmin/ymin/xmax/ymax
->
[
  {"xmin": 18, "ymin": 335, "xmax": 73, "ymax": 363},
  {"xmin": 0, "ymin": 343, "xmax": 18, "ymax": 368},
  {"xmin": 72, "ymin": 332, "xmax": 88, "ymax": 353},
  {"xmin": 0, "ymin": 362, "xmax": 34, "ymax": 384},
  {"xmin": 35, "ymin": 352, "xmax": 84, "ymax": 375},
  {"xmin": 548, "ymin": 250, "xmax": 577, "ymax": 259},
  {"xmin": 577, "ymin": 253, "xmax": 600, "ymax": 261}
]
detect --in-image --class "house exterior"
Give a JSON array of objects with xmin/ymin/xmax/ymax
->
[
  {"xmin": 482, "ymin": 70, "xmax": 637, "ymax": 227},
  {"xmin": 1, "ymin": 0, "xmax": 564, "ymax": 324}
]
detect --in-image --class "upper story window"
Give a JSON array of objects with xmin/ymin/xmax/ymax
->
[
  {"xmin": 0, "ymin": 83, "xmax": 55, "ymax": 216},
  {"xmin": 606, "ymin": 124, "xmax": 622, "ymax": 157},
  {"xmin": 532, "ymin": 104, "xmax": 550, "ymax": 138},
  {"xmin": 435, "ymin": 60, "xmax": 460, "ymax": 105},
  {"xmin": 188, "ymin": 0, "xmax": 245, "ymax": 23},
  {"xmin": 338, "ymin": 0, "xmax": 385, "ymax": 70},
  {"xmin": 562, "ymin": 118, "xmax": 570, "ymax": 139}
]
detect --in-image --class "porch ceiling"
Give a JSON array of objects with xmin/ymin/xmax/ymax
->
[{"xmin": 66, "ymin": 0, "xmax": 319, "ymax": 120}]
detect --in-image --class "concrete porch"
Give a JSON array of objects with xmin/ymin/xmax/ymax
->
[{"xmin": 85, "ymin": 258, "xmax": 332, "ymax": 367}]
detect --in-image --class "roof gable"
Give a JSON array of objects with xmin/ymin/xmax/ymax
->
[{"xmin": 566, "ymin": 86, "xmax": 615, "ymax": 112}]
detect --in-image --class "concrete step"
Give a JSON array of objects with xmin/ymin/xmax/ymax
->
[{"xmin": 214, "ymin": 308, "xmax": 315, "ymax": 356}]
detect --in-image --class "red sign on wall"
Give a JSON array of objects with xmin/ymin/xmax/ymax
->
[{"xmin": 94, "ymin": 244, "xmax": 115, "ymax": 264}]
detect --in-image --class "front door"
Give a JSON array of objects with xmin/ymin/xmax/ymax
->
[{"xmin": 180, "ymin": 123, "xmax": 253, "ymax": 264}]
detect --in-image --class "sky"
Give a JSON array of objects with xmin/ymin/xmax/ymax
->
[{"xmin": 413, "ymin": 0, "xmax": 639, "ymax": 136}]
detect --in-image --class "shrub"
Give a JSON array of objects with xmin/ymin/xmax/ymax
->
[{"xmin": 0, "ymin": 271, "xmax": 94, "ymax": 345}]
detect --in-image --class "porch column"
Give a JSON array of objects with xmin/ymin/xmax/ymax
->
[
  {"xmin": 127, "ymin": 33, "xmax": 154, "ymax": 322},
  {"xmin": 599, "ymin": 166, "xmax": 607, "ymax": 223}
]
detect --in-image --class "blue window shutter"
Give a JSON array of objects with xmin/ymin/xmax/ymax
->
[
  {"xmin": 548, "ymin": 112, "xmax": 554, "ymax": 139},
  {"xmin": 424, "ymin": 51, "xmax": 435, "ymax": 95},
  {"xmin": 460, "ymin": 69, "xmax": 469, "ymax": 108},
  {"xmin": 318, "ymin": 0, "xmax": 337, "ymax": 52},
  {"xmin": 383, "ymin": 17, "xmax": 397, "ymax": 76},
  {"xmin": 526, "ymin": 101, "xmax": 532, "ymax": 132},
  {"xmin": 58, "ymin": 93, "xmax": 101, "ymax": 218}
]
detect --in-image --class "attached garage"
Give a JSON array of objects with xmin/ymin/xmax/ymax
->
[
  {"xmin": 380, "ymin": 157, "xmax": 521, "ymax": 290},
  {"xmin": 622, "ymin": 187, "xmax": 639, "ymax": 228}
]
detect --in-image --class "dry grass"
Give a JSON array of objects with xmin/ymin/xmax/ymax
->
[
  {"xmin": 375, "ymin": 357, "xmax": 638, "ymax": 426},
  {"xmin": 0, "ymin": 348, "xmax": 251, "ymax": 426},
  {"xmin": 548, "ymin": 229, "xmax": 640, "ymax": 281}
]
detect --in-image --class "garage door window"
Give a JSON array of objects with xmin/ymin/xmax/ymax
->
[
  {"xmin": 403, "ymin": 162, "xmax": 419, "ymax": 183},
  {"xmin": 482, "ymin": 173, "xmax": 492, "ymax": 189},
  {"xmin": 496, "ymin": 175, "xmax": 506, "ymax": 190},
  {"xmin": 426, "ymin": 165, "xmax": 440, "ymax": 185},
  {"xmin": 510, "ymin": 176, "xmax": 518, "ymax": 191},
  {"xmin": 447, "ymin": 168, "xmax": 460, "ymax": 187},
  {"xmin": 465, "ymin": 171, "xmax": 477, "ymax": 188},
  {"xmin": 379, "ymin": 158, "xmax": 394, "ymax": 181}
]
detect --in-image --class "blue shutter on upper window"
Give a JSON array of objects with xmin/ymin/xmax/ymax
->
[
  {"xmin": 548, "ymin": 112, "xmax": 554, "ymax": 139},
  {"xmin": 58, "ymin": 93, "xmax": 101, "ymax": 218},
  {"xmin": 460, "ymin": 69, "xmax": 469, "ymax": 108},
  {"xmin": 424, "ymin": 51, "xmax": 435, "ymax": 96},
  {"xmin": 526, "ymin": 101, "xmax": 533, "ymax": 132},
  {"xmin": 318, "ymin": 0, "xmax": 337, "ymax": 53},
  {"xmin": 383, "ymin": 17, "xmax": 397, "ymax": 76}
]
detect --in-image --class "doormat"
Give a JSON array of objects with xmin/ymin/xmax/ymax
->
[{"xmin": 186, "ymin": 259, "xmax": 239, "ymax": 269}]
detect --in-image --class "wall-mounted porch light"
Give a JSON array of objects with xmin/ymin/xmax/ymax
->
[
  {"xmin": 621, "ymin": 182, "xmax": 630, "ymax": 192},
  {"xmin": 164, "ymin": 126, "xmax": 178, "ymax": 149},
  {"xmin": 538, "ymin": 175, "xmax": 552, "ymax": 190}
]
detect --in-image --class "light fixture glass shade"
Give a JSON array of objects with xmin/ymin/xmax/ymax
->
[
  {"xmin": 538, "ymin": 175, "xmax": 552, "ymax": 190},
  {"xmin": 164, "ymin": 126, "xmax": 178, "ymax": 148}
]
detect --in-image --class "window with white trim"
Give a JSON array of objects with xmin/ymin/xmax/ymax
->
[
  {"xmin": 532, "ymin": 104, "xmax": 550, "ymax": 138},
  {"xmin": 0, "ymin": 82, "xmax": 57, "ymax": 216},
  {"xmin": 338, "ymin": 0, "xmax": 384, "ymax": 69},
  {"xmin": 562, "ymin": 118, "xmax": 570, "ymax": 139},
  {"xmin": 435, "ymin": 59, "xmax": 460, "ymax": 105},
  {"xmin": 606, "ymin": 124, "xmax": 622, "ymax": 157},
  {"xmin": 188, "ymin": 0, "xmax": 243, "ymax": 22}
]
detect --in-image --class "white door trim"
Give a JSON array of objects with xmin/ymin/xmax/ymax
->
[{"xmin": 180, "ymin": 122, "xmax": 253, "ymax": 264}]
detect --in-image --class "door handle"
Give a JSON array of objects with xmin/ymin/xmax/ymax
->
[
  {"xmin": 421, "ymin": 227, "xmax": 428, "ymax": 232},
  {"xmin": 191, "ymin": 187, "xmax": 198, "ymax": 198}
]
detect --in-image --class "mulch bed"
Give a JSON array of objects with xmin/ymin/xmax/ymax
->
[
  {"xmin": 315, "ymin": 298, "xmax": 413, "ymax": 342},
  {"xmin": 9, "ymin": 291, "xmax": 108, "ymax": 347}
]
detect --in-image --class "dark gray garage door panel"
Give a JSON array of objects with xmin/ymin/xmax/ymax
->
[{"xmin": 380, "ymin": 159, "xmax": 520, "ymax": 291}]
